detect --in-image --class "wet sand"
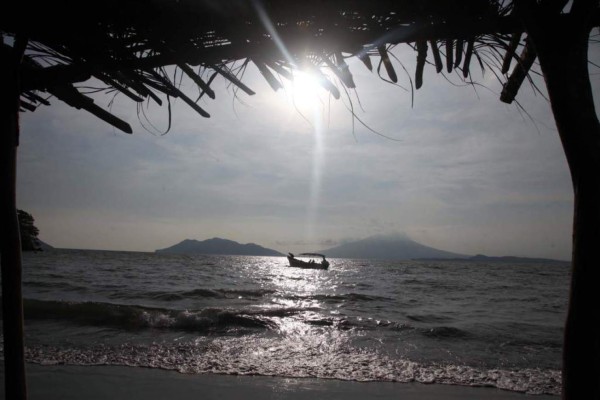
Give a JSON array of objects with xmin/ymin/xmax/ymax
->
[{"xmin": 0, "ymin": 364, "xmax": 559, "ymax": 400}]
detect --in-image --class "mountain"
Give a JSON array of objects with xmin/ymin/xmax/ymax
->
[
  {"xmin": 155, "ymin": 238, "xmax": 283, "ymax": 256},
  {"xmin": 455, "ymin": 254, "xmax": 569, "ymax": 265},
  {"xmin": 319, "ymin": 233, "xmax": 466, "ymax": 260}
]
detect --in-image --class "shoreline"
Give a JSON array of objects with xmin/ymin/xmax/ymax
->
[{"xmin": 1, "ymin": 364, "xmax": 559, "ymax": 400}]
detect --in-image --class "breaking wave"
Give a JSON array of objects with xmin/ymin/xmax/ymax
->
[
  {"xmin": 18, "ymin": 298, "xmax": 479, "ymax": 341},
  {"xmin": 23, "ymin": 339, "xmax": 561, "ymax": 396},
  {"xmin": 21, "ymin": 299, "xmax": 278, "ymax": 332}
]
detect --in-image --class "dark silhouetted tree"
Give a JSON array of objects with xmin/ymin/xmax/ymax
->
[{"xmin": 17, "ymin": 210, "xmax": 41, "ymax": 251}]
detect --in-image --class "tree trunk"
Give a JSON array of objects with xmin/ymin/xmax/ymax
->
[
  {"xmin": 524, "ymin": 11, "xmax": 600, "ymax": 400},
  {"xmin": 0, "ymin": 41, "xmax": 28, "ymax": 400}
]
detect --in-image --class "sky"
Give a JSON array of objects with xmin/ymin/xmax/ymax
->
[{"xmin": 16, "ymin": 44, "xmax": 600, "ymax": 260}]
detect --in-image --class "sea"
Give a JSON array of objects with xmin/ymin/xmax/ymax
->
[{"xmin": 2, "ymin": 249, "xmax": 570, "ymax": 395}]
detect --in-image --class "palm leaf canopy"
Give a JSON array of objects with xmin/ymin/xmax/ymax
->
[{"xmin": 0, "ymin": 0, "xmax": 541, "ymax": 133}]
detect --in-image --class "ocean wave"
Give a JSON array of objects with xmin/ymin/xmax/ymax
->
[
  {"xmin": 500, "ymin": 338, "xmax": 563, "ymax": 350},
  {"xmin": 23, "ymin": 280, "xmax": 88, "ymax": 292},
  {"xmin": 19, "ymin": 299, "xmax": 281, "ymax": 332},
  {"xmin": 16, "ymin": 298, "xmax": 406, "ymax": 337},
  {"xmin": 23, "ymin": 339, "xmax": 561, "ymax": 395},
  {"xmin": 283, "ymin": 293, "xmax": 393, "ymax": 303},
  {"xmin": 344, "ymin": 318, "xmax": 471, "ymax": 340},
  {"xmin": 217, "ymin": 288, "xmax": 277, "ymax": 298},
  {"xmin": 421, "ymin": 326, "xmax": 471, "ymax": 339},
  {"xmin": 16, "ymin": 298, "xmax": 486, "ymax": 343},
  {"xmin": 406, "ymin": 314, "xmax": 455, "ymax": 323},
  {"xmin": 112, "ymin": 288, "xmax": 277, "ymax": 301}
]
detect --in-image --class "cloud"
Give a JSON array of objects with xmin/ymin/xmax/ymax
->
[{"xmin": 17, "ymin": 45, "xmax": 594, "ymax": 260}]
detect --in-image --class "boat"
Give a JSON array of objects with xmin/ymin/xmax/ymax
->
[{"xmin": 287, "ymin": 252, "xmax": 330, "ymax": 270}]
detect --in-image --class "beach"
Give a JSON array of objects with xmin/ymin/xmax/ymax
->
[{"xmin": 1, "ymin": 364, "xmax": 558, "ymax": 400}]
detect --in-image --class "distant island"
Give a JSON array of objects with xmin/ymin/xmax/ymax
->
[
  {"xmin": 419, "ymin": 253, "xmax": 570, "ymax": 265},
  {"xmin": 317, "ymin": 233, "xmax": 569, "ymax": 264},
  {"xmin": 155, "ymin": 238, "xmax": 283, "ymax": 256},
  {"xmin": 319, "ymin": 233, "xmax": 467, "ymax": 260},
  {"xmin": 154, "ymin": 233, "xmax": 568, "ymax": 264}
]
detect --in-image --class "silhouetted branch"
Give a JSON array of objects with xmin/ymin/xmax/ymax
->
[
  {"xmin": 415, "ymin": 41, "xmax": 428, "ymax": 89},
  {"xmin": 500, "ymin": 39, "xmax": 537, "ymax": 104}
]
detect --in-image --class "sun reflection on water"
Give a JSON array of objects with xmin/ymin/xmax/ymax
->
[{"xmin": 239, "ymin": 256, "xmax": 345, "ymax": 344}]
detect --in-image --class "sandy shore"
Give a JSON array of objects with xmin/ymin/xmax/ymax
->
[{"xmin": 1, "ymin": 364, "xmax": 558, "ymax": 400}]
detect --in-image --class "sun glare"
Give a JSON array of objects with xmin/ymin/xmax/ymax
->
[{"xmin": 282, "ymin": 71, "xmax": 324, "ymax": 109}]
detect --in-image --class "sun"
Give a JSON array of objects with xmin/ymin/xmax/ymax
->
[{"xmin": 281, "ymin": 70, "xmax": 324, "ymax": 109}]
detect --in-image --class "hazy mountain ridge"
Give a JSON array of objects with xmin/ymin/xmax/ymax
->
[
  {"xmin": 319, "ymin": 233, "xmax": 467, "ymax": 260},
  {"xmin": 155, "ymin": 238, "xmax": 283, "ymax": 256},
  {"xmin": 154, "ymin": 234, "xmax": 567, "ymax": 263},
  {"xmin": 430, "ymin": 254, "xmax": 570, "ymax": 265}
]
